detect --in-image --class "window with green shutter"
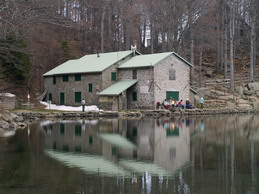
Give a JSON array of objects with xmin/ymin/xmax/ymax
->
[
  {"xmin": 62, "ymin": 74, "xmax": 69, "ymax": 82},
  {"xmin": 53, "ymin": 76, "xmax": 56, "ymax": 84},
  {"xmin": 89, "ymin": 135, "xmax": 93, "ymax": 145},
  {"xmin": 60, "ymin": 123, "xmax": 65, "ymax": 135},
  {"xmin": 75, "ymin": 125, "xmax": 82, "ymax": 136},
  {"xmin": 132, "ymin": 92, "xmax": 137, "ymax": 101},
  {"xmin": 111, "ymin": 72, "xmax": 116, "ymax": 81},
  {"xmin": 75, "ymin": 92, "xmax": 81, "ymax": 103},
  {"xmin": 88, "ymin": 83, "xmax": 93, "ymax": 92},
  {"xmin": 48, "ymin": 93, "xmax": 52, "ymax": 101},
  {"xmin": 75, "ymin": 74, "xmax": 81, "ymax": 81}
]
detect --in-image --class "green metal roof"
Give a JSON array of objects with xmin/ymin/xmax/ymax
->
[
  {"xmin": 118, "ymin": 52, "xmax": 173, "ymax": 69},
  {"xmin": 98, "ymin": 79, "xmax": 138, "ymax": 96},
  {"xmin": 99, "ymin": 133, "xmax": 137, "ymax": 149},
  {"xmin": 45, "ymin": 150, "xmax": 130, "ymax": 177},
  {"xmin": 118, "ymin": 52, "xmax": 193, "ymax": 69},
  {"xmin": 43, "ymin": 50, "xmax": 134, "ymax": 76}
]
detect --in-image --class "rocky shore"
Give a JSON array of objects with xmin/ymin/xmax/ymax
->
[{"xmin": 1, "ymin": 107, "xmax": 259, "ymax": 137}]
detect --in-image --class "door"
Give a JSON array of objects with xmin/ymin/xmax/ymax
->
[
  {"xmin": 60, "ymin": 92, "xmax": 65, "ymax": 105},
  {"xmin": 166, "ymin": 91, "xmax": 179, "ymax": 101}
]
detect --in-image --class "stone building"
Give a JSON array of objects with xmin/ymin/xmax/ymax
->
[{"xmin": 43, "ymin": 50, "xmax": 193, "ymax": 110}]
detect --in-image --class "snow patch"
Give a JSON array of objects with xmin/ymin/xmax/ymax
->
[{"xmin": 40, "ymin": 101, "xmax": 101, "ymax": 112}]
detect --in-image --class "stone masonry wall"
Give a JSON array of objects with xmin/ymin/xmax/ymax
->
[
  {"xmin": 154, "ymin": 55, "xmax": 191, "ymax": 104},
  {"xmin": 119, "ymin": 68, "xmax": 154, "ymax": 109},
  {"xmin": 44, "ymin": 73, "xmax": 102, "ymax": 106}
]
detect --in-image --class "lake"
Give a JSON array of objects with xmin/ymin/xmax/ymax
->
[{"xmin": 0, "ymin": 115, "xmax": 258, "ymax": 194}]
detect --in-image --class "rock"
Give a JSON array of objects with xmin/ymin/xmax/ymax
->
[
  {"xmin": 0, "ymin": 120, "xmax": 10, "ymax": 129},
  {"xmin": 247, "ymin": 82, "xmax": 259, "ymax": 91},
  {"xmin": 205, "ymin": 70, "xmax": 214, "ymax": 77},
  {"xmin": 197, "ymin": 88, "xmax": 211, "ymax": 98}
]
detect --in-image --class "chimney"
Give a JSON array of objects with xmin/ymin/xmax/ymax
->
[{"xmin": 131, "ymin": 44, "xmax": 137, "ymax": 56}]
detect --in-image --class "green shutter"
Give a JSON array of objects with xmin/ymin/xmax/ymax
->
[
  {"xmin": 89, "ymin": 135, "xmax": 93, "ymax": 145},
  {"xmin": 60, "ymin": 123, "xmax": 65, "ymax": 134},
  {"xmin": 75, "ymin": 125, "xmax": 82, "ymax": 136},
  {"xmin": 88, "ymin": 83, "xmax": 93, "ymax": 92},
  {"xmin": 112, "ymin": 146, "xmax": 117, "ymax": 156},
  {"xmin": 53, "ymin": 76, "xmax": 56, "ymax": 84},
  {"xmin": 75, "ymin": 92, "xmax": 81, "ymax": 103},
  {"xmin": 75, "ymin": 74, "xmax": 81, "ymax": 81},
  {"xmin": 75, "ymin": 146, "xmax": 82, "ymax": 152},
  {"xmin": 111, "ymin": 72, "xmax": 116, "ymax": 81},
  {"xmin": 48, "ymin": 93, "xmax": 52, "ymax": 101},
  {"xmin": 132, "ymin": 92, "xmax": 137, "ymax": 101},
  {"xmin": 60, "ymin": 92, "xmax": 65, "ymax": 105},
  {"xmin": 62, "ymin": 74, "xmax": 69, "ymax": 82},
  {"xmin": 166, "ymin": 91, "xmax": 179, "ymax": 101},
  {"xmin": 53, "ymin": 142, "xmax": 56, "ymax": 150},
  {"xmin": 63, "ymin": 145, "xmax": 69, "ymax": 152}
]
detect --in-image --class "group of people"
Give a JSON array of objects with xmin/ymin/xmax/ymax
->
[{"xmin": 156, "ymin": 97, "xmax": 199, "ymax": 110}]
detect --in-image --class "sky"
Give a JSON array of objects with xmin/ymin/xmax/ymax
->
[{"xmin": 40, "ymin": 101, "xmax": 101, "ymax": 111}]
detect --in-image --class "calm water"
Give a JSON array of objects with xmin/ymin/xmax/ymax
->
[{"xmin": 0, "ymin": 115, "xmax": 259, "ymax": 194}]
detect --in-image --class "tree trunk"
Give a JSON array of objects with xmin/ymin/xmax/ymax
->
[
  {"xmin": 229, "ymin": 2, "xmax": 235, "ymax": 92},
  {"xmin": 249, "ymin": 1, "xmax": 256, "ymax": 82}
]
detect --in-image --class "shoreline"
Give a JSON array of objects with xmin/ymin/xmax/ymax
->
[{"xmin": 16, "ymin": 107, "xmax": 259, "ymax": 120}]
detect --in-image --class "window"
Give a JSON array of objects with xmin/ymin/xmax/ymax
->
[
  {"xmin": 62, "ymin": 74, "xmax": 69, "ymax": 82},
  {"xmin": 111, "ymin": 72, "xmax": 116, "ymax": 81},
  {"xmin": 63, "ymin": 145, "xmax": 69, "ymax": 152},
  {"xmin": 133, "ymin": 70, "xmax": 137, "ymax": 79},
  {"xmin": 112, "ymin": 146, "xmax": 117, "ymax": 156},
  {"xmin": 75, "ymin": 146, "xmax": 82, "ymax": 152},
  {"xmin": 88, "ymin": 83, "xmax": 93, "ymax": 92},
  {"xmin": 75, "ymin": 125, "xmax": 82, "ymax": 136},
  {"xmin": 53, "ymin": 76, "xmax": 56, "ymax": 84},
  {"xmin": 60, "ymin": 123, "xmax": 65, "ymax": 135},
  {"xmin": 75, "ymin": 92, "xmax": 81, "ymax": 103},
  {"xmin": 169, "ymin": 69, "xmax": 176, "ymax": 80},
  {"xmin": 132, "ymin": 92, "xmax": 137, "ymax": 101},
  {"xmin": 48, "ymin": 93, "xmax": 52, "ymax": 101},
  {"xmin": 89, "ymin": 135, "xmax": 93, "ymax": 145},
  {"xmin": 75, "ymin": 74, "xmax": 81, "ymax": 81}
]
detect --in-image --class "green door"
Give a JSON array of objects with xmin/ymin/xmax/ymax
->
[
  {"xmin": 166, "ymin": 91, "xmax": 179, "ymax": 101},
  {"xmin": 60, "ymin": 92, "xmax": 65, "ymax": 105}
]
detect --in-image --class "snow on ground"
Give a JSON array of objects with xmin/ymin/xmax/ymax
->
[{"xmin": 40, "ymin": 101, "xmax": 101, "ymax": 112}]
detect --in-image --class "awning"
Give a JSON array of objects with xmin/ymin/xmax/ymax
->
[
  {"xmin": 119, "ymin": 159, "xmax": 171, "ymax": 176},
  {"xmin": 45, "ymin": 150, "xmax": 130, "ymax": 177},
  {"xmin": 98, "ymin": 79, "xmax": 138, "ymax": 96},
  {"xmin": 99, "ymin": 133, "xmax": 137, "ymax": 149}
]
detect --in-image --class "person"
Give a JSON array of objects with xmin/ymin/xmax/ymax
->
[
  {"xmin": 163, "ymin": 99, "xmax": 169, "ymax": 109},
  {"xmin": 199, "ymin": 97, "xmax": 204, "ymax": 109},
  {"xmin": 81, "ymin": 99, "xmax": 86, "ymax": 112},
  {"xmin": 176, "ymin": 99, "xmax": 184, "ymax": 109},
  {"xmin": 185, "ymin": 99, "xmax": 194, "ymax": 109},
  {"xmin": 156, "ymin": 101, "xmax": 161, "ymax": 109}
]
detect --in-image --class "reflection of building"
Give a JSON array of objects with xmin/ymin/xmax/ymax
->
[{"xmin": 42, "ymin": 118, "xmax": 190, "ymax": 176}]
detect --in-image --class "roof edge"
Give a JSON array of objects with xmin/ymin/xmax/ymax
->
[{"xmin": 172, "ymin": 52, "xmax": 193, "ymax": 67}]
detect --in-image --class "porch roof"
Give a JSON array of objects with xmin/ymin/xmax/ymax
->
[
  {"xmin": 99, "ymin": 133, "xmax": 137, "ymax": 149},
  {"xmin": 98, "ymin": 79, "xmax": 138, "ymax": 96}
]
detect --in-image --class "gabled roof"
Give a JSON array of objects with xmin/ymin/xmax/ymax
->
[
  {"xmin": 99, "ymin": 133, "xmax": 137, "ymax": 149},
  {"xmin": 98, "ymin": 79, "xmax": 138, "ymax": 96},
  {"xmin": 43, "ymin": 50, "xmax": 134, "ymax": 76},
  {"xmin": 118, "ymin": 52, "xmax": 193, "ymax": 69}
]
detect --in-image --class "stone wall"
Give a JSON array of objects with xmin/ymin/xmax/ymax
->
[
  {"xmin": 154, "ymin": 55, "xmax": 191, "ymax": 104},
  {"xmin": 44, "ymin": 73, "xmax": 102, "ymax": 106},
  {"xmin": 0, "ymin": 93, "xmax": 16, "ymax": 110},
  {"xmin": 119, "ymin": 68, "xmax": 154, "ymax": 109}
]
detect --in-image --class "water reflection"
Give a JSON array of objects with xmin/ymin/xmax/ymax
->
[
  {"xmin": 1, "ymin": 115, "xmax": 259, "ymax": 194},
  {"xmin": 41, "ymin": 118, "xmax": 190, "ymax": 178}
]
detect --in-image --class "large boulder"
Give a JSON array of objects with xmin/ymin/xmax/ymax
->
[
  {"xmin": 197, "ymin": 88, "xmax": 211, "ymax": 98},
  {"xmin": 247, "ymin": 82, "xmax": 259, "ymax": 91}
]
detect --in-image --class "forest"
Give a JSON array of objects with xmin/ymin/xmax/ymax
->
[{"xmin": 0, "ymin": 0, "xmax": 258, "ymax": 99}]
